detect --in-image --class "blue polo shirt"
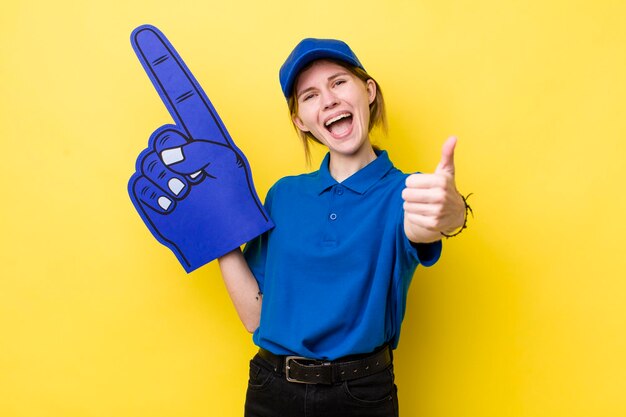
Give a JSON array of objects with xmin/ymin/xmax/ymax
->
[{"xmin": 243, "ymin": 151, "xmax": 441, "ymax": 360}]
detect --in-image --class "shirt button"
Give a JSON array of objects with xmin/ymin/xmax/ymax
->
[
  {"xmin": 336, "ymin": 187, "xmax": 344, "ymax": 195},
  {"xmin": 329, "ymin": 213, "xmax": 337, "ymax": 221}
]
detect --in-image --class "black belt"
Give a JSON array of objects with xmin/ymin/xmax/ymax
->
[{"xmin": 257, "ymin": 345, "xmax": 392, "ymax": 385}]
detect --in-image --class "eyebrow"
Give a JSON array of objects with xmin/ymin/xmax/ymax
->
[{"xmin": 296, "ymin": 71, "xmax": 350, "ymax": 100}]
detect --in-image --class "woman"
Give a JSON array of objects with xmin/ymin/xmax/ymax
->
[{"xmin": 218, "ymin": 38, "xmax": 467, "ymax": 417}]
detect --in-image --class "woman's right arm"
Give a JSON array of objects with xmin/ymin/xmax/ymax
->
[{"xmin": 218, "ymin": 248, "xmax": 262, "ymax": 333}]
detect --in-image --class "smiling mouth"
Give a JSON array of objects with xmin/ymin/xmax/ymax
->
[{"xmin": 324, "ymin": 112, "xmax": 353, "ymax": 137}]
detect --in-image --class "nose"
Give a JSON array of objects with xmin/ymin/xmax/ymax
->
[{"xmin": 321, "ymin": 90, "xmax": 339, "ymax": 110}]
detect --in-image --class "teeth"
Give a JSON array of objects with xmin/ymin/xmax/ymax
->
[{"xmin": 325, "ymin": 113, "xmax": 351, "ymax": 127}]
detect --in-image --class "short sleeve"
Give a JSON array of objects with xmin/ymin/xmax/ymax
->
[
  {"xmin": 411, "ymin": 240, "xmax": 442, "ymax": 266},
  {"xmin": 242, "ymin": 184, "xmax": 277, "ymax": 291},
  {"xmin": 399, "ymin": 206, "xmax": 442, "ymax": 267}
]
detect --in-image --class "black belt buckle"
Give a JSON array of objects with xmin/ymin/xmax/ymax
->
[{"xmin": 285, "ymin": 356, "xmax": 330, "ymax": 384}]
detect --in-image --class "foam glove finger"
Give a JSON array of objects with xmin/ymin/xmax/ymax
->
[
  {"xmin": 131, "ymin": 175, "xmax": 177, "ymax": 214},
  {"xmin": 140, "ymin": 151, "xmax": 189, "ymax": 199},
  {"xmin": 151, "ymin": 125, "xmax": 204, "ymax": 183},
  {"xmin": 162, "ymin": 140, "xmax": 239, "ymax": 176}
]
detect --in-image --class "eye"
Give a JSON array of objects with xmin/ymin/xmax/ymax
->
[
  {"xmin": 302, "ymin": 93, "xmax": 316, "ymax": 102},
  {"xmin": 333, "ymin": 79, "xmax": 346, "ymax": 88}
]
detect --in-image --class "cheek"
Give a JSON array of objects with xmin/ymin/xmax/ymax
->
[
  {"xmin": 356, "ymin": 103, "xmax": 371, "ymax": 129},
  {"xmin": 299, "ymin": 109, "xmax": 320, "ymax": 131}
]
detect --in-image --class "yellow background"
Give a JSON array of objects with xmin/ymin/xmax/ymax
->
[{"xmin": 1, "ymin": 1, "xmax": 625, "ymax": 416}]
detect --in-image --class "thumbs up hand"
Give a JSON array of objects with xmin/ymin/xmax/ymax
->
[{"xmin": 402, "ymin": 136, "xmax": 466, "ymax": 244}]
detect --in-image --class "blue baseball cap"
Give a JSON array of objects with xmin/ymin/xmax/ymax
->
[{"xmin": 279, "ymin": 38, "xmax": 365, "ymax": 99}]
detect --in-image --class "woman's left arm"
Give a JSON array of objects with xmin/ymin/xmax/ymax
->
[
  {"xmin": 402, "ymin": 137, "xmax": 466, "ymax": 244},
  {"xmin": 218, "ymin": 248, "xmax": 262, "ymax": 333}
]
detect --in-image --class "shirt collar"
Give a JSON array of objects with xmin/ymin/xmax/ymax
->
[{"xmin": 314, "ymin": 150, "xmax": 394, "ymax": 195}]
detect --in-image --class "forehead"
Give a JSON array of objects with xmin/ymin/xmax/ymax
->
[{"xmin": 295, "ymin": 60, "xmax": 351, "ymax": 90}]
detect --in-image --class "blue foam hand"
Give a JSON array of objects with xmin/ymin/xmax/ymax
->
[{"xmin": 128, "ymin": 25, "xmax": 274, "ymax": 273}]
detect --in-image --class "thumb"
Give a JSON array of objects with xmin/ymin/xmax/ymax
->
[{"xmin": 435, "ymin": 136, "xmax": 457, "ymax": 176}]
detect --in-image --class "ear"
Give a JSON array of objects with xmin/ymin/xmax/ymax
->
[
  {"xmin": 366, "ymin": 79, "xmax": 377, "ymax": 105},
  {"xmin": 292, "ymin": 114, "xmax": 310, "ymax": 133}
]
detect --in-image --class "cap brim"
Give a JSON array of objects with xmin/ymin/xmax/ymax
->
[{"xmin": 281, "ymin": 49, "xmax": 362, "ymax": 98}]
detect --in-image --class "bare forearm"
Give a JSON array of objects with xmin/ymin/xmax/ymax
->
[{"xmin": 218, "ymin": 248, "xmax": 262, "ymax": 333}]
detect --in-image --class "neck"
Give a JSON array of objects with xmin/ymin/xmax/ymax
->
[{"xmin": 328, "ymin": 145, "xmax": 377, "ymax": 183}]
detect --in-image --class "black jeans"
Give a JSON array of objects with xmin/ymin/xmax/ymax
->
[{"xmin": 244, "ymin": 353, "xmax": 399, "ymax": 417}]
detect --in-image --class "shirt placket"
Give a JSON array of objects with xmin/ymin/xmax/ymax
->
[{"xmin": 321, "ymin": 185, "xmax": 345, "ymax": 247}]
